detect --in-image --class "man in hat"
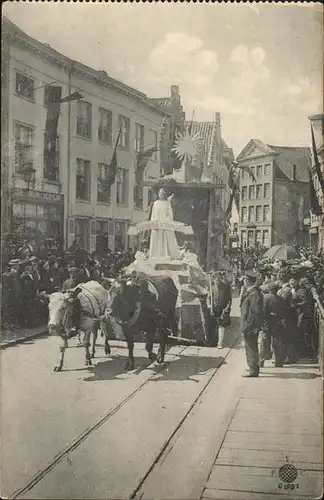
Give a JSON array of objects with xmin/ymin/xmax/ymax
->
[
  {"xmin": 240, "ymin": 270, "xmax": 264, "ymax": 377},
  {"xmin": 277, "ymin": 268, "xmax": 299, "ymax": 364},
  {"xmin": 207, "ymin": 271, "xmax": 232, "ymax": 348},
  {"xmin": 293, "ymin": 277, "xmax": 316, "ymax": 358},
  {"xmin": 261, "ymin": 282, "xmax": 285, "ymax": 367}
]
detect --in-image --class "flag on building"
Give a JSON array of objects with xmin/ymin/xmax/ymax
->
[
  {"xmin": 311, "ymin": 124, "xmax": 324, "ymax": 192},
  {"xmin": 135, "ymin": 146, "xmax": 157, "ymax": 185},
  {"xmin": 44, "ymin": 86, "xmax": 62, "ymax": 176},
  {"xmin": 170, "ymin": 124, "xmax": 183, "ymax": 172},
  {"xmin": 309, "ymin": 169, "xmax": 322, "ymax": 216},
  {"xmin": 104, "ymin": 128, "xmax": 122, "ymax": 188},
  {"xmin": 60, "ymin": 91, "xmax": 83, "ymax": 103}
]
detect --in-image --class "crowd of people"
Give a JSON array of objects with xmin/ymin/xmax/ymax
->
[
  {"xmin": 206, "ymin": 245, "xmax": 324, "ymax": 375},
  {"xmin": 1, "ymin": 237, "xmax": 135, "ymax": 331}
]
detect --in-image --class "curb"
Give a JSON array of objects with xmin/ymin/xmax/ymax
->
[{"xmin": 0, "ymin": 328, "xmax": 48, "ymax": 349}]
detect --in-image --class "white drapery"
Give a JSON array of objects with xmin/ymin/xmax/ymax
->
[{"xmin": 148, "ymin": 199, "xmax": 181, "ymax": 260}]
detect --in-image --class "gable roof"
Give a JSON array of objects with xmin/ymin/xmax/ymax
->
[
  {"xmin": 236, "ymin": 139, "xmax": 275, "ymax": 161},
  {"xmin": 268, "ymin": 145, "xmax": 311, "ymax": 183},
  {"xmin": 185, "ymin": 121, "xmax": 232, "ymax": 170},
  {"xmin": 237, "ymin": 139, "xmax": 310, "ymax": 183}
]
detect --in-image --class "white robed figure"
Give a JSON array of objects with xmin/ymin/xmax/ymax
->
[{"xmin": 149, "ymin": 188, "xmax": 181, "ymax": 260}]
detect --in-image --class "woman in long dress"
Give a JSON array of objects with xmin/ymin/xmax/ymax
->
[{"xmin": 149, "ymin": 188, "xmax": 180, "ymax": 260}]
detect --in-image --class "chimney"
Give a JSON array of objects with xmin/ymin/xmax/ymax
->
[
  {"xmin": 171, "ymin": 85, "xmax": 179, "ymax": 97},
  {"xmin": 215, "ymin": 112, "xmax": 221, "ymax": 147},
  {"xmin": 292, "ymin": 164, "xmax": 296, "ymax": 181}
]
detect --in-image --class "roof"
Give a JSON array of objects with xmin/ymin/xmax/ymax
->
[
  {"xmin": 185, "ymin": 121, "xmax": 232, "ymax": 170},
  {"xmin": 3, "ymin": 17, "xmax": 168, "ymax": 116},
  {"xmin": 150, "ymin": 97, "xmax": 172, "ymax": 109},
  {"xmin": 237, "ymin": 139, "xmax": 310, "ymax": 183},
  {"xmin": 267, "ymin": 145, "xmax": 311, "ymax": 183}
]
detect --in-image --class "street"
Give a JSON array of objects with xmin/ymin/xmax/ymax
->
[{"xmin": 1, "ymin": 299, "xmax": 323, "ymax": 500}]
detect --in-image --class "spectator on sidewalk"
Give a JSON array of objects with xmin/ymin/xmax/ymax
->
[
  {"xmin": 240, "ymin": 270, "xmax": 264, "ymax": 378},
  {"xmin": 261, "ymin": 282, "xmax": 285, "ymax": 368},
  {"xmin": 207, "ymin": 271, "xmax": 232, "ymax": 348}
]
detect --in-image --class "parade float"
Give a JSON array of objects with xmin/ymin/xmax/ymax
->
[{"xmin": 125, "ymin": 129, "xmax": 227, "ymax": 342}]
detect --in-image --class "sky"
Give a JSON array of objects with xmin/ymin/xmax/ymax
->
[{"xmin": 3, "ymin": 1, "xmax": 323, "ymax": 156}]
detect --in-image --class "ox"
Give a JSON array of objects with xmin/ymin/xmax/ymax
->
[
  {"xmin": 45, "ymin": 281, "xmax": 111, "ymax": 371},
  {"xmin": 108, "ymin": 274, "xmax": 178, "ymax": 370}
]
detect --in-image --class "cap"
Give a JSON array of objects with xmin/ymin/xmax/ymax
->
[{"xmin": 8, "ymin": 259, "xmax": 21, "ymax": 265}]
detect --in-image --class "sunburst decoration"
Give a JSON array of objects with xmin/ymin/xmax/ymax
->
[{"xmin": 171, "ymin": 131, "xmax": 201, "ymax": 164}]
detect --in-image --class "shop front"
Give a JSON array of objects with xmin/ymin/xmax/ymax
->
[{"xmin": 10, "ymin": 187, "xmax": 64, "ymax": 244}]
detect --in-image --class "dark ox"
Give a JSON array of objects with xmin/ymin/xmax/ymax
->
[
  {"xmin": 45, "ymin": 282, "xmax": 111, "ymax": 372},
  {"xmin": 108, "ymin": 275, "xmax": 178, "ymax": 370}
]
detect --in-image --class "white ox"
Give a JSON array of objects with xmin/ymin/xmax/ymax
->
[{"xmin": 46, "ymin": 281, "xmax": 111, "ymax": 371}]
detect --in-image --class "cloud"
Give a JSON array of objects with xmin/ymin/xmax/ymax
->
[
  {"xmin": 282, "ymin": 76, "xmax": 322, "ymax": 114},
  {"xmin": 149, "ymin": 33, "xmax": 218, "ymax": 90}
]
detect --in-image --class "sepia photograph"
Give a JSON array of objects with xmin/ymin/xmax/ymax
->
[{"xmin": 1, "ymin": 1, "xmax": 323, "ymax": 499}]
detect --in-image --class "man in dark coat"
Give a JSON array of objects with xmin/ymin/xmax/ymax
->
[
  {"xmin": 240, "ymin": 270, "xmax": 264, "ymax": 377},
  {"xmin": 207, "ymin": 271, "xmax": 232, "ymax": 348},
  {"xmin": 262, "ymin": 282, "xmax": 285, "ymax": 367}
]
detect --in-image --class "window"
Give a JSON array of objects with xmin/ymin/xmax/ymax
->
[
  {"xmin": 15, "ymin": 72, "xmax": 35, "ymax": 101},
  {"xmin": 135, "ymin": 123, "xmax": 144, "ymax": 153},
  {"xmin": 247, "ymin": 230, "xmax": 254, "ymax": 247},
  {"xmin": 256, "ymin": 230, "xmax": 262, "ymax": 246},
  {"xmin": 150, "ymin": 129, "xmax": 158, "ymax": 161},
  {"xmin": 263, "ymin": 183, "xmax": 270, "ymax": 199},
  {"xmin": 249, "ymin": 185, "xmax": 255, "ymax": 200},
  {"xmin": 241, "ymin": 230, "xmax": 247, "ymax": 246},
  {"xmin": 115, "ymin": 220, "xmax": 127, "ymax": 250},
  {"xmin": 263, "ymin": 205, "xmax": 270, "ymax": 222},
  {"xmin": 116, "ymin": 167, "xmax": 129, "ymax": 206},
  {"xmin": 118, "ymin": 115, "xmax": 130, "ymax": 149},
  {"xmin": 134, "ymin": 185, "xmax": 144, "ymax": 209},
  {"xmin": 43, "ymin": 134, "xmax": 59, "ymax": 182},
  {"xmin": 257, "ymin": 165, "xmax": 263, "ymax": 177},
  {"xmin": 76, "ymin": 101, "xmax": 92, "ymax": 138},
  {"xmin": 241, "ymin": 186, "xmax": 248, "ymax": 200},
  {"xmin": 256, "ymin": 184, "xmax": 262, "ymax": 199},
  {"xmin": 43, "ymin": 205, "xmax": 62, "ymax": 239},
  {"xmin": 241, "ymin": 169, "xmax": 247, "ymax": 180},
  {"xmin": 250, "ymin": 166, "xmax": 255, "ymax": 179},
  {"xmin": 264, "ymin": 163, "xmax": 271, "ymax": 175},
  {"xmin": 241, "ymin": 206, "xmax": 248, "ymax": 223},
  {"xmin": 75, "ymin": 218, "xmax": 89, "ymax": 249},
  {"xmin": 98, "ymin": 108, "xmax": 112, "ymax": 144},
  {"xmin": 262, "ymin": 230, "xmax": 269, "ymax": 247},
  {"xmin": 248, "ymin": 206, "xmax": 254, "ymax": 223},
  {"xmin": 15, "ymin": 123, "xmax": 34, "ymax": 174},
  {"xmin": 256, "ymin": 205, "xmax": 262, "ymax": 222},
  {"xmin": 76, "ymin": 158, "xmax": 91, "ymax": 201},
  {"xmin": 97, "ymin": 163, "xmax": 112, "ymax": 204}
]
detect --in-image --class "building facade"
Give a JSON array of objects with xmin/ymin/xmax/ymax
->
[
  {"xmin": 2, "ymin": 18, "xmax": 166, "ymax": 253},
  {"xmin": 237, "ymin": 139, "xmax": 310, "ymax": 248},
  {"xmin": 308, "ymin": 114, "xmax": 324, "ymax": 250}
]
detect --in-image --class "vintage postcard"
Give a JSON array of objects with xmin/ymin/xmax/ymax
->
[{"xmin": 1, "ymin": 1, "xmax": 323, "ymax": 499}]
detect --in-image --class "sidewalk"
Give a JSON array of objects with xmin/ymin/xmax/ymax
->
[
  {"xmin": 0, "ymin": 324, "xmax": 47, "ymax": 348},
  {"xmin": 201, "ymin": 359, "xmax": 323, "ymax": 500},
  {"xmin": 136, "ymin": 299, "xmax": 323, "ymax": 500}
]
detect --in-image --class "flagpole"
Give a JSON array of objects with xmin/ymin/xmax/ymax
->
[{"xmin": 65, "ymin": 64, "xmax": 73, "ymax": 250}]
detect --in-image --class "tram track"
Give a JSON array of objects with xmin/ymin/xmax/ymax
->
[
  {"xmin": 9, "ymin": 344, "xmax": 189, "ymax": 499},
  {"xmin": 9, "ymin": 327, "xmax": 240, "ymax": 500}
]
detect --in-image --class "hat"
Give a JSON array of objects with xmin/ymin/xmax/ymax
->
[
  {"xmin": 69, "ymin": 266, "xmax": 79, "ymax": 272},
  {"xmin": 9, "ymin": 259, "xmax": 21, "ymax": 266},
  {"xmin": 244, "ymin": 270, "xmax": 258, "ymax": 279}
]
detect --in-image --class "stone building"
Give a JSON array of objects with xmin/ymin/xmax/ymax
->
[
  {"xmin": 237, "ymin": 139, "xmax": 310, "ymax": 248},
  {"xmin": 308, "ymin": 114, "xmax": 324, "ymax": 250},
  {"xmin": 2, "ymin": 17, "xmax": 166, "ymax": 252}
]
